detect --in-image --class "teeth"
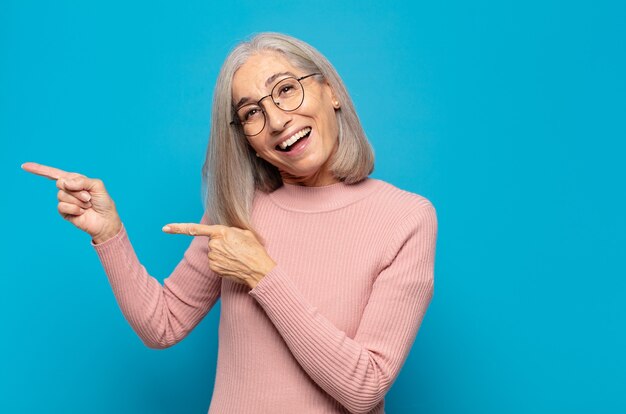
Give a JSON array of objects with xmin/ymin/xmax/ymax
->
[{"xmin": 279, "ymin": 127, "xmax": 311, "ymax": 150}]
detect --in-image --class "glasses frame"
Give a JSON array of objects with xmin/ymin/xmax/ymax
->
[{"xmin": 230, "ymin": 73, "xmax": 322, "ymax": 137}]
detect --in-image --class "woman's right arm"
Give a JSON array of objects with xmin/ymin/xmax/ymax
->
[
  {"xmin": 92, "ymin": 213, "xmax": 222, "ymax": 349},
  {"xmin": 22, "ymin": 162, "xmax": 221, "ymax": 349}
]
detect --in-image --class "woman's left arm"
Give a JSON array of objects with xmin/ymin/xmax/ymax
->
[
  {"xmin": 163, "ymin": 202, "xmax": 437, "ymax": 414},
  {"xmin": 248, "ymin": 203, "xmax": 437, "ymax": 414}
]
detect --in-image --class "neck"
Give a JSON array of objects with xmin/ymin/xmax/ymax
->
[
  {"xmin": 279, "ymin": 169, "xmax": 339, "ymax": 187},
  {"xmin": 268, "ymin": 177, "xmax": 378, "ymax": 213}
]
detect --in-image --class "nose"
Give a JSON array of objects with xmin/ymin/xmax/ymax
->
[{"xmin": 263, "ymin": 100, "xmax": 292, "ymax": 133}]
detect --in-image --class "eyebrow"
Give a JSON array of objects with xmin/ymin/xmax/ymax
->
[
  {"xmin": 265, "ymin": 71, "xmax": 296, "ymax": 87},
  {"xmin": 234, "ymin": 71, "xmax": 298, "ymax": 110}
]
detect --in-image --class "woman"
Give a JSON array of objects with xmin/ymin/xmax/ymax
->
[{"xmin": 22, "ymin": 32, "xmax": 437, "ymax": 414}]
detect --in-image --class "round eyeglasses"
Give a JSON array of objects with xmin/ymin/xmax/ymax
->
[{"xmin": 230, "ymin": 73, "xmax": 321, "ymax": 137}]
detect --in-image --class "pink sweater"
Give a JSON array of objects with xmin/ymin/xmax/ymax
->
[{"xmin": 92, "ymin": 178, "xmax": 437, "ymax": 414}]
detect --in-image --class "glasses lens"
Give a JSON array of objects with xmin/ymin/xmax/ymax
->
[
  {"xmin": 236, "ymin": 104, "xmax": 265, "ymax": 136},
  {"xmin": 272, "ymin": 77, "xmax": 304, "ymax": 111}
]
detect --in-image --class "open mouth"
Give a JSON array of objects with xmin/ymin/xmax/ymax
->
[{"xmin": 276, "ymin": 127, "xmax": 312, "ymax": 152}]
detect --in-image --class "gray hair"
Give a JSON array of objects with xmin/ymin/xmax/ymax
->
[{"xmin": 201, "ymin": 32, "xmax": 374, "ymax": 237}]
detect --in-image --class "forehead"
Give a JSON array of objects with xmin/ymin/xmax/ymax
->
[{"xmin": 231, "ymin": 52, "xmax": 300, "ymax": 101}]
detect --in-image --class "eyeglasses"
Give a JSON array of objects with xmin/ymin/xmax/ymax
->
[{"xmin": 230, "ymin": 73, "xmax": 321, "ymax": 137}]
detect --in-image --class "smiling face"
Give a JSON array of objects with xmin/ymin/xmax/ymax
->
[{"xmin": 231, "ymin": 51, "xmax": 341, "ymax": 187}]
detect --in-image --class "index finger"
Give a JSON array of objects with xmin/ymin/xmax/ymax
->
[
  {"xmin": 21, "ymin": 162, "xmax": 69, "ymax": 180},
  {"xmin": 162, "ymin": 223, "xmax": 228, "ymax": 237}
]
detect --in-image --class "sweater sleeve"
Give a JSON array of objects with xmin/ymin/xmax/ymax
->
[
  {"xmin": 248, "ymin": 202, "xmax": 437, "ymax": 414},
  {"xmin": 92, "ymin": 213, "xmax": 222, "ymax": 349}
]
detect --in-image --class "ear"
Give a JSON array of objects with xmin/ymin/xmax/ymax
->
[{"xmin": 323, "ymin": 80, "xmax": 341, "ymax": 109}]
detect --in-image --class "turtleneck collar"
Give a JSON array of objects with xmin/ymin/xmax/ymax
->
[{"xmin": 267, "ymin": 178, "xmax": 380, "ymax": 213}]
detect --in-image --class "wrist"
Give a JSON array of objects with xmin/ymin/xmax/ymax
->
[
  {"xmin": 250, "ymin": 260, "xmax": 276, "ymax": 289},
  {"xmin": 92, "ymin": 222, "xmax": 122, "ymax": 245}
]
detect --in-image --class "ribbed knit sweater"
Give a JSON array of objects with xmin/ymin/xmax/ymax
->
[{"xmin": 92, "ymin": 178, "xmax": 437, "ymax": 414}]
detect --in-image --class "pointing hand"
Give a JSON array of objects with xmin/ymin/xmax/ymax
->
[
  {"xmin": 22, "ymin": 162, "xmax": 122, "ymax": 244},
  {"xmin": 162, "ymin": 223, "xmax": 276, "ymax": 289}
]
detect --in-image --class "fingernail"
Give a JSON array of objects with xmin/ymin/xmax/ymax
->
[
  {"xmin": 162, "ymin": 225, "xmax": 171, "ymax": 232},
  {"xmin": 80, "ymin": 192, "xmax": 91, "ymax": 202}
]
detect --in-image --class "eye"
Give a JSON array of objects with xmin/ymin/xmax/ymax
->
[
  {"xmin": 279, "ymin": 84, "xmax": 295, "ymax": 95},
  {"xmin": 240, "ymin": 105, "xmax": 262, "ymax": 122},
  {"xmin": 275, "ymin": 79, "xmax": 299, "ymax": 98}
]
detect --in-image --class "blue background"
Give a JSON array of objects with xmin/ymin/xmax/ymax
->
[{"xmin": 2, "ymin": 0, "xmax": 624, "ymax": 412}]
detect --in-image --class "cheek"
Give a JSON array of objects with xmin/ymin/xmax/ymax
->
[
  {"xmin": 306, "ymin": 96, "xmax": 339, "ymax": 131},
  {"xmin": 246, "ymin": 139, "xmax": 264, "ymax": 155},
  {"xmin": 322, "ymin": 108, "xmax": 340, "ymax": 137}
]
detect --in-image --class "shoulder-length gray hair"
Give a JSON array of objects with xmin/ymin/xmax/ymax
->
[{"xmin": 202, "ymin": 32, "xmax": 374, "ymax": 237}]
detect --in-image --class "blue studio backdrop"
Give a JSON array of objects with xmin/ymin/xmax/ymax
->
[{"xmin": 1, "ymin": 1, "xmax": 625, "ymax": 413}]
